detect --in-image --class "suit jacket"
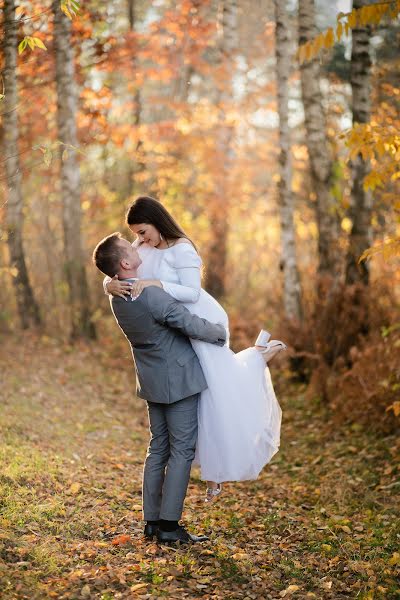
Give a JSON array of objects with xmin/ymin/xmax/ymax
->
[{"xmin": 110, "ymin": 285, "xmax": 226, "ymax": 404}]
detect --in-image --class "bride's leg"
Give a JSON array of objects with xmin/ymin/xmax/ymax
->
[{"xmin": 204, "ymin": 481, "xmax": 222, "ymax": 504}]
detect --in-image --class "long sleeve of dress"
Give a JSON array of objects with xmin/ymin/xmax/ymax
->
[
  {"xmin": 103, "ymin": 275, "xmax": 112, "ymax": 295},
  {"xmin": 160, "ymin": 244, "xmax": 202, "ymax": 303}
]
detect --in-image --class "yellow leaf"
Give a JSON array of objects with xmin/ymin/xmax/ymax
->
[
  {"xmin": 305, "ymin": 42, "xmax": 313, "ymax": 62},
  {"xmin": 61, "ymin": 5, "xmax": 73, "ymax": 19},
  {"xmin": 348, "ymin": 9, "xmax": 357, "ymax": 29},
  {"xmin": 280, "ymin": 585, "xmax": 300, "ymax": 597},
  {"xmin": 389, "ymin": 552, "xmax": 400, "ymax": 565},
  {"xmin": 232, "ymin": 552, "xmax": 249, "ymax": 560},
  {"xmin": 324, "ymin": 28, "xmax": 334, "ymax": 49},
  {"xmin": 131, "ymin": 583, "xmax": 148, "ymax": 592},
  {"xmin": 18, "ymin": 39, "xmax": 27, "ymax": 54},
  {"xmin": 321, "ymin": 544, "xmax": 332, "ymax": 552},
  {"xmin": 33, "ymin": 37, "xmax": 47, "ymax": 51},
  {"xmin": 336, "ymin": 22, "xmax": 343, "ymax": 41},
  {"xmin": 68, "ymin": 482, "xmax": 81, "ymax": 494},
  {"xmin": 27, "ymin": 37, "xmax": 35, "ymax": 50}
]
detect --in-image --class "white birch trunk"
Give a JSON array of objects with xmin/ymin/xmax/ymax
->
[
  {"xmin": 53, "ymin": 0, "xmax": 95, "ymax": 339},
  {"xmin": 345, "ymin": 0, "xmax": 373, "ymax": 285},
  {"xmin": 274, "ymin": 0, "xmax": 302, "ymax": 321},
  {"xmin": 205, "ymin": 0, "xmax": 237, "ymax": 299},
  {"xmin": 298, "ymin": 0, "xmax": 340, "ymax": 285}
]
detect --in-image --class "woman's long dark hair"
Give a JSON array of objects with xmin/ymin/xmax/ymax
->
[{"xmin": 126, "ymin": 196, "xmax": 197, "ymax": 250}]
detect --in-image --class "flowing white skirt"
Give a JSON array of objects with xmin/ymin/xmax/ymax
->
[{"xmin": 183, "ymin": 289, "xmax": 282, "ymax": 482}]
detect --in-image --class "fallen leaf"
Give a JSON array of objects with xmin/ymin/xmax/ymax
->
[
  {"xmin": 341, "ymin": 525, "xmax": 352, "ymax": 534},
  {"xmin": 68, "ymin": 482, "xmax": 81, "ymax": 495},
  {"xmin": 80, "ymin": 585, "xmax": 91, "ymax": 598},
  {"xmin": 321, "ymin": 580, "xmax": 333, "ymax": 590},
  {"xmin": 231, "ymin": 552, "xmax": 249, "ymax": 560},
  {"xmin": 130, "ymin": 583, "xmax": 148, "ymax": 592},
  {"xmin": 280, "ymin": 584, "xmax": 300, "ymax": 597},
  {"xmin": 111, "ymin": 534, "xmax": 131, "ymax": 546}
]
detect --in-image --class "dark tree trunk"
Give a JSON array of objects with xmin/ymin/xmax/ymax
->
[{"xmin": 3, "ymin": 0, "xmax": 41, "ymax": 329}]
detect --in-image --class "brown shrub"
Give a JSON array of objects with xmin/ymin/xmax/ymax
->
[{"xmin": 281, "ymin": 280, "xmax": 400, "ymax": 433}]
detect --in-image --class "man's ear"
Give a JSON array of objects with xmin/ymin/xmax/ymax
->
[{"xmin": 120, "ymin": 258, "xmax": 130, "ymax": 270}]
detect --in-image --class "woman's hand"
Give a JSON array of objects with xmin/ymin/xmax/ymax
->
[
  {"xmin": 106, "ymin": 275, "xmax": 133, "ymax": 299},
  {"xmin": 131, "ymin": 279, "xmax": 162, "ymax": 298}
]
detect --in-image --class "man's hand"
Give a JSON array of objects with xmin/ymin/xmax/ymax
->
[
  {"xmin": 106, "ymin": 275, "xmax": 133, "ymax": 300},
  {"xmin": 215, "ymin": 323, "xmax": 227, "ymax": 346},
  {"xmin": 131, "ymin": 279, "xmax": 162, "ymax": 298}
]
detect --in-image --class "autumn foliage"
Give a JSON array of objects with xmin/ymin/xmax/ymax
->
[{"xmin": 0, "ymin": 4, "xmax": 399, "ymax": 428}]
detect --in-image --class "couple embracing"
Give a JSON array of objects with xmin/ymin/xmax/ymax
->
[{"xmin": 93, "ymin": 196, "xmax": 286, "ymax": 545}]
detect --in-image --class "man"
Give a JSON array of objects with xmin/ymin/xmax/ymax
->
[{"xmin": 92, "ymin": 233, "xmax": 226, "ymax": 544}]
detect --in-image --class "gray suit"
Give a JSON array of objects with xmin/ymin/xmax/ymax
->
[{"xmin": 110, "ymin": 284, "xmax": 226, "ymax": 521}]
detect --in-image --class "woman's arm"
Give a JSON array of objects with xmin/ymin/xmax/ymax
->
[
  {"xmin": 160, "ymin": 265, "xmax": 201, "ymax": 303},
  {"xmin": 129, "ymin": 268, "xmax": 201, "ymax": 302},
  {"xmin": 129, "ymin": 242, "xmax": 202, "ymax": 302}
]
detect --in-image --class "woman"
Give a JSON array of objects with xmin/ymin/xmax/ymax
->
[{"xmin": 104, "ymin": 196, "xmax": 285, "ymax": 502}]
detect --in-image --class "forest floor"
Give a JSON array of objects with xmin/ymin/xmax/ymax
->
[{"xmin": 0, "ymin": 335, "xmax": 399, "ymax": 600}]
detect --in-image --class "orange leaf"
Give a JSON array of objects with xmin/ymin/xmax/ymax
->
[{"xmin": 111, "ymin": 534, "xmax": 132, "ymax": 546}]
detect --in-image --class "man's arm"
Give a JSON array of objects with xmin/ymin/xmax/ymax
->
[{"xmin": 144, "ymin": 287, "xmax": 226, "ymax": 346}]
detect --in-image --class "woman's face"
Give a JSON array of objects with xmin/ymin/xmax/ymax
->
[{"xmin": 130, "ymin": 223, "xmax": 161, "ymax": 247}]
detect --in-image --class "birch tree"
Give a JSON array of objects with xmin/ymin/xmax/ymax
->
[
  {"xmin": 53, "ymin": 0, "xmax": 95, "ymax": 339},
  {"xmin": 298, "ymin": 0, "xmax": 340, "ymax": 286},
  {"xmin": 127, "ymin": 0, "xmax": 144, "ymax": 194},
  {"xmin": 205, "ymin": 0, "xmax": 238, "ymax": 299},
  {"xmin": 274, "ymin": 0, "xmax": 302, "ymax": 321},
  {"xmin": 3, "ymin": 0, "xmax": 41, "ymax": 329},
  {"xmin": 345, "ymin": 0, "xmax": 373, "ymax": 285}
]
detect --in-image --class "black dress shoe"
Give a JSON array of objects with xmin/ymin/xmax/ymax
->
[
  {"xmin": 144, "ymin": 523, "xmax": 160, "ymax": 539},
  {"xmin": 156, "ymin": 525, "xmax": 208, "ymax": 544}
]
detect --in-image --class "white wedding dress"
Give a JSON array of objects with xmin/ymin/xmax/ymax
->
[{"xmin": 131, "ymin": 241, "xmax": 282, "ymax": 483}]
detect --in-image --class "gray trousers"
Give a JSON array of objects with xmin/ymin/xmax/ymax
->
[{"xmin": 142, "ymin": 393, "xmax": 199, "ymax": 521}]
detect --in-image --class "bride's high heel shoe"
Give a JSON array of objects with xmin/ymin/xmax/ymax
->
[
  {"xmin": 258, "ymin": 340, "xmax": 287, "ymax": 363},
  {"xmin": 255, "ymin": 330, "xmax": 287, "ymax": 364},
  {"xmin": 204, "ymin": 483, "xmax": 222, "ymax": 504}
]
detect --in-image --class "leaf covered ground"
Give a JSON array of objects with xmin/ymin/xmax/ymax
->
[{"xmin": 0, "ymin": 335, "xmax": 399, "ymax": 599}]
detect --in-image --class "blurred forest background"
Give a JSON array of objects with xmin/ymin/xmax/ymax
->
[{"xmin": 1, "ymin": 0, "xmax": 400, "ymax": 433}]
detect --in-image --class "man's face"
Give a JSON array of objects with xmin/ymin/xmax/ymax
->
[{"xmin": 117, "ymin": 238, "xmax": 142, "ymax": 271}]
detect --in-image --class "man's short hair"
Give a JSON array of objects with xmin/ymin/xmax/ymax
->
[{"xmin": 92, "ymin": 232, "xmax": 127, "ymax": 277}]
